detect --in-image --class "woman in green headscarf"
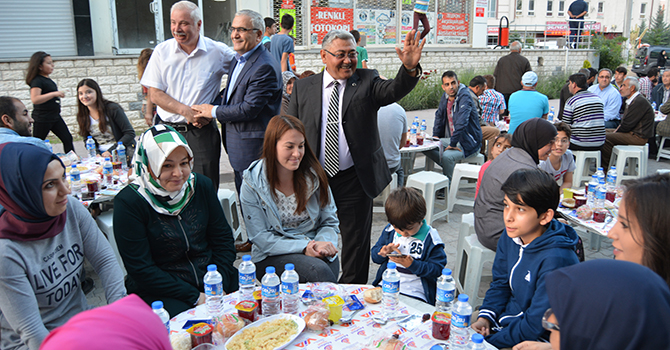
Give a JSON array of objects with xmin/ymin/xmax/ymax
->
[{"xmin": 113, "ymin": 125, "xmax": 237, "ymax": 315}]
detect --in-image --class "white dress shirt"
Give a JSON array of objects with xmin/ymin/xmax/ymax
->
[
  {"xmin": 320, "ymin": 70, "xmax": 354, "ymax": 172},
  {"xmin": 140, "ymin": 36, "xmax": 234, "ymax": 123}
]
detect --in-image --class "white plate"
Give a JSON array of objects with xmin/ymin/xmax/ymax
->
[{"xmin": 224, "ymin": 314, "xmax": 305, "ymax": 350}]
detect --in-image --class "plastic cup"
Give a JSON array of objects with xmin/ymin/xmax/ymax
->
[{"xmin": 322, "ymin": 295, "xmax": 345, "ymax": 323}]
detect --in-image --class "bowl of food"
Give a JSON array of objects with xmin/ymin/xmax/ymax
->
[
  {"xmin": 561, "ymin": 198, "xmax": 576, "ymax": 208},
  {"xmin": 224, "ymin": 314, "xmax": 305, "ymax": 350}
]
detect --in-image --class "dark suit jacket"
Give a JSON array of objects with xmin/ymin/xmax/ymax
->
[
  {"xmin": 287, "ymin": 65, "xmax": 420, "ymax": 198},
  {"xmin": 619, "ymin": 94, "xmax": 655, "ymax": 139},
  {"xmin": 214, "ymin": 45, "xmax": 281, "ymax": 171}
]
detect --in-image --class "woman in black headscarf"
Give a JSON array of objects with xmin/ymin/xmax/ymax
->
[
  {"xmin": 474, "ymin": 118, "xmax": 557, "ymax": 251},
  {"xmin": 541, "ymin": 259, "xmax": 670, "ymax": 350}
]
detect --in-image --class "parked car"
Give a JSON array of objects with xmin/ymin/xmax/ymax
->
[{"xmin": 632, "ymin": 46, "xmax": 670, "ymax": 76}]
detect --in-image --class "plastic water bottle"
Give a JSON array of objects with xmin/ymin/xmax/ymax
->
[
  {"xmin": 410, "ymin": 125, "xmax": 418, "ymax": 145},
  {"xmin": 281, "ymin": 263, "xmax": 300, "ymax": 314},
  {"xmin": 652, "ymin": 101, "xmax": 657, "ymax": 111},
  {"xmin": 587, "ymin": 174, "xmax": 598, "ymax": 207},
  {"xmin": 151, "ymin": 301, "xmax": 170, "ymax": 333},
  {"xmin": 595, "ymin": 179, "xmax": 606, "ymax": 209},
  {"xmin": 204, "ymin": 264, "xmax": 224, "ymax": 316},
  {"xmin": 450, "ymin": 294, "xmax": 473, "ymax": 350},
  {"xmin": 548, "ymin": 106, "xmax": 555, "ymax": 122},
  {"xmin": 238, "ymin": 255, "xmax": 256, "ymax": 302},
  {"xmin": 470, "ymin": 334, "xmax": 486, "ymax": 350},
  {"xmin": 116, "ymin": 142, "xmax": 127, "ymax": 170},
  {"xmin": 261, "ymin": 266, "xmax": 281, "ymax": 316},
  {"xmin": 70, "ymin": 165, "xmax": 81, "ymax": 198},
  {"xmin": 606, "ymin": 166, "xmax": 617, "ymax": 192},
  {"xmin": 44, "ymin": 139, "xmax": 53, "ymax": 153},
  {"xmin": 86, "ymin": 136, "xmax": 96, "ymax": 158},
  {"xmin": 414, "ymin": 116, "xmax": 420, "ymax": 128},
  {"xmin": 595, "ymin": 166, "xmax": 605, "ymax": 183},
  {"xmin": 420, "ymin": 119, "xmax": 427, "ymax": 135},
  {"xmin": 102, "ymin": 157, "xmax": 113, "ymax": 187},
  {"xmin": 436, "ymin": 268, "xmax": 455, "ymax": 314},
  {"xmin": 382, "ymin": 262, "xmax": 400, "ymax": 320}
]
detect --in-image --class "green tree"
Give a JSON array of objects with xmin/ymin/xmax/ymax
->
[
  {"xmin": 645, "ymin": 8, "xmax": 670, "ymax": 46},
  {"xmin": 591, "ymin": 34, "xmax": 627, "ymax": 71}
]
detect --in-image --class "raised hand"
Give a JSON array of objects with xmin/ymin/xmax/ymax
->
[{"xmin": 395, "ymin": 29, "xmax": 426, "ymax": 72}]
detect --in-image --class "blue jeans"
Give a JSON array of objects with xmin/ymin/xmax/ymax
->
[
  {"xmin": 256, "ymin": 253, "xmax": 340, "ymax": 283},
  {"xmin": 423, "ymin": 138, "xmax": 465, "ymax": 181},
  {"xmin": 604, "ymin": 119, "xmax": 621, "ymax": 129}
]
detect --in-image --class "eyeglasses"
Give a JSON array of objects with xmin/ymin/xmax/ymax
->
[
  {"xmin": 554, "ymin": 139, "xmax": 570, "ymax": 145},
  {"xmin": 324, "ymin": 50, "xmax": 358, "ymax": 60},
  {"xmin": 229, "ymin": 27, "xmax": 259, "ymax": 34},
  {"xmin": 542, "ymin": 308, "xmax": 560, "ymax": 332}
]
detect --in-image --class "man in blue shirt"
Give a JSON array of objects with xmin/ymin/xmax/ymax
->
[
  {"xmin": 0, "ymin": 96, "xmax": 49, "ymax": 149},
  {"xmin": 270, "ymin": 14, "xmax": 295, "ymax": 72},
  {"xmin": 508, "ymin": 72, "xmax": 549, "ymax": 134},
  {"xmin": 588, "ymin": 68, "xmax": 622, "ymax": 129},
  {"xmin": 568, "ymin": 0, "xmax": 588, "ymax": 48}
]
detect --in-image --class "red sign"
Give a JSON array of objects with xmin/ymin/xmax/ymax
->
[
  {"xmin": 437, "ymin": 13, "xmax": 469, "ymax": 37},
  {"xmin": 545, "ymin": 21, "xmax": 601, "ymax": 36},
  {"xmin": 310, "ymin": 7, "xmax": 354, "ymax": 44},
  {"xmin": 281, "ymin": 0, "xmax": 295, "ymax": 9},
  {"xmin": 475, "ymin": 7, "xmax": 485, "ymax": 17}
]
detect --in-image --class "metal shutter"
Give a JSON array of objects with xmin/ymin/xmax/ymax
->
[{"xmin": 0, "ymin": 0, "xmax": 77, "ymax": 59}]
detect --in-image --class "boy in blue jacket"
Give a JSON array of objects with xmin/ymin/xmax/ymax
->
[
  {"xmin": 371, "ymin": 187, "xmax": 447, "ymax": 305},
  {"xmin": 471, "ymin": 168, "xmax": 579, "ymax": 348}
]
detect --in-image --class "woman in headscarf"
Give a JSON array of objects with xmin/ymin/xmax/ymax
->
[
  {"xmin": 474, "ymin": 118, "xmax": 557, "ymax": 251},
  {"xmin": 241, "ymin": 115, "xmax": 339, "ymax": 281},
  {"xmin": 39, "ymin": 294, "xmax": 171, "ymax": 350},
  {"xmin": 607, "ymin": 173, "xmax": 670, "ymax": 286},
  {"xmin": 281, "ymin": 71, "xmax": 297, "ymax": 115},
  {"xmin": 113, "ymin": 125, "xmax": 237, "ymax": 316},
  {"xmin": 542, "ymin": 259, "xmax": 670, "ymax": 349},
  {"xmin": 0, "ymin": 143, "xmax": 126, "ymax": 350}
]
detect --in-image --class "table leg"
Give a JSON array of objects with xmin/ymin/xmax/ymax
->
[{"xmin": 588, "ymin": 230, "xmax": 602, "ymax": 251}]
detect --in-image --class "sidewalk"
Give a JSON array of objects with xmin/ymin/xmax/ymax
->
[{"xmin": 81, "ymin": 105, "xmax": 670, "ymax": 307}]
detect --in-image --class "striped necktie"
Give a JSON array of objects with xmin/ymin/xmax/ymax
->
[{"xmin": 324, "ymin": 81, "xmax": 340, "ymax": 177}]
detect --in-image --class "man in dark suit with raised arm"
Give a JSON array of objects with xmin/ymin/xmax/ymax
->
[
  {"xmin": 193, "ymin": 9, "xmax": 281, "ymax": 194},
  {"xmin": 287, "ymin": 29, "xmax": 425, "ymax": 284}
]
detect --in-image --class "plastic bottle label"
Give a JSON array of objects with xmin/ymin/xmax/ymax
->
[
  {"xmin": 71, "ymin": 174, "xmax": 80, "ymax": 181},
  {"xmin": 262, "ymin": 284, "xmax": 280, "ymax": 298},
  {"xmin": 204, "ymin": 282, "xmax": 222, "ymax": 296},
  {"xmin": 451, "ymin": 312, "xmax": 471, "ymax": 328},
  {"xmin": 281, "ymin": 281, "xmax": 299, "ymax": 295},
  {"xmin": 436, "ymin": 288, "xmax": 455, "ymax": 303},
  {"xmin": 239, "ymin": 272, "xmax": 255, "ymax": 285},
  {"xmin": 382, "ymin": 280, "xmax": 400, "ymax": 293}
]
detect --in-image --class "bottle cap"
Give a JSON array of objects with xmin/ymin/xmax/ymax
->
[
  {"xmin": 88, "ymin": 136, "xmax": 92, "ymax": 139},
  {"xmin": 72, "ymin": 164, "xmax": 77, "ymax": 168},
  {"xmin": 266, "ymin": 266, "xmax": 275, "ymax": 274},
  {"xmin": 472, "ymin": 333, "xmax": 484, "ymax": 343},
  {"xmin": 242, "ymin": 255, "xmax": 251, "ymax": 261},
  {"xmin": 207, "ymin": 264, "xmax": 217, "ymax": 272},
  {"xmin": 285, "ymin": 263, "xmax": 295, "ymax": 270},
  {"xmin": 104, "ymin": 157, "xmax": 111, "ymax": 162},
  {"xmin": 458, "ymin": 294, "xmax": 469, "ymax": 302},
  {"xmin": 118, "ymin": 141, "xmax": 122, "ymax": 145},
  {"xmin": 442, "ymin": 268, "xmax": 452, "ymax": 276},
  {"xmin": 387, "ymin": 262, "xmax": 396, "ymax": 269},
  {"xmin": 598, "ymin": 167, "xmax": 603, "ymax": 171},
  {"xmin": 151, "ymin": 301, "xmax": 163, "ymax": 309}
]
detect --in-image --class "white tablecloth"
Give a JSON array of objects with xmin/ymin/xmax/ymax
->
[{"xmin": 169, "ymin": 284, "xmax": 496, "ymax": 349}]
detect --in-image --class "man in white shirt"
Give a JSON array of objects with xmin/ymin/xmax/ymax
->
[
  {"xmin": 140, "ymin": 0, "xmax": 235, "ymax": 189},
  {"xmin": 588, "ymin": 68, "xmax": 622, "ymax": 129}
]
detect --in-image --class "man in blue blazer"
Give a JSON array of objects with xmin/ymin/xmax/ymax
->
[{"xmin": 193, "ymin": 9, "xmax": 282, "ymax": 193}]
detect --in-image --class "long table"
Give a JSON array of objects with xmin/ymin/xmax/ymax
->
[{"xmin": 169, "ymin": 284, "xmax": 496, "ymax": 349}]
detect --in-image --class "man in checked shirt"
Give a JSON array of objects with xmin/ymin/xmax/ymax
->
[{"xmin": 479, "ymin": 74, "xmax": 505, "ymax": 157}]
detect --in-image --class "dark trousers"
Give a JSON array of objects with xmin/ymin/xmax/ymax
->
[
  {"xmin": 569, "ymin": 143, "xmax": 602, "ymax": 151},
  {"xmin": 329, "ymin": 166, "xmax": 373, "ymax": 284},
  {"xmin": 569, "ymin": 20, "xmax": 584, "ymax": 47},
  {"xmin": 256, "ymin": 254, "xmax": 340, "ymax": 283},
  {"xmin": 32, "ymin": 117, "xmax": 74, "ymax": 153},
  {"xmin": 601, "ymin": 132, "xmax": 647, "ymax": 167},
  {"xmin": 158, "ymin": 117, "xmax": 221, "ymax": 189},
  {"xmin": 502, "ymin": 93, "xmax": 512, "ymax": 116},
  {"xmin": 413, "ymin": 12, "xmax": 430, "ymax": 39}
]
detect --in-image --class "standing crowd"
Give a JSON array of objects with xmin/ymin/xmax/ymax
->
[{"xmin": 1, "ymin": 1, "xmax": 670, "ymax": 349}]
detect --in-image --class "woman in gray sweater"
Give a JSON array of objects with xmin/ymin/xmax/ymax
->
[{"xmin": 0, "ymin": 143, "xmax": 126, "ymax": 350}]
